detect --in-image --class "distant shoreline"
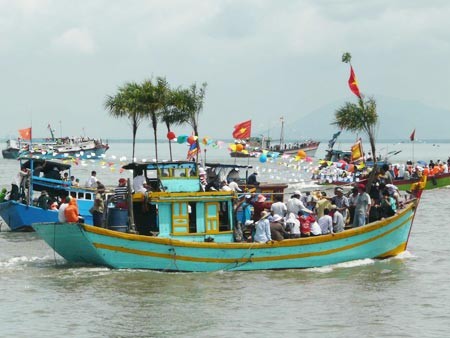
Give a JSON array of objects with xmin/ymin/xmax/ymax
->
[{"xmin": 2, "ymin": 138, "xmax": 450, "ymax": 144}]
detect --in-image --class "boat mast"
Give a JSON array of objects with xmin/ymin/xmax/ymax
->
[{"xmin": 279, "ymin": 116, "xmax": 284, "ymax": 149}]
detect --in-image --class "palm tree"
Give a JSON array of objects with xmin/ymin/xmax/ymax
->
[
  {"xmin": 139, "ymin": 79, "xmax": 160, "ymax": 161},
  {"xmin": 182, "ymin": 82, "xmax": 207, "ymax": 162},
  {"xmin": 160, "ymin": 87, "xmax": 188, "ymax": 161},
  {"xmin": 333, "ymin": 96, "xmax": 379, "ymax": 185},
  {"xmin": 105, "ymin": 82, "xmax": 143, "ymax": 161}
]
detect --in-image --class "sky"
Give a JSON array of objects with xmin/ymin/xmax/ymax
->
[{"xmin": 2, "ymin": 0, "xmax": 450, "ymax": 141}]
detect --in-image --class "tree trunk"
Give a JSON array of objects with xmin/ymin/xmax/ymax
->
[
  {"xmin": 365, "ymin": 134, "xmax": 378, "ymax": 193},
  {"xmin": 132, "ymin": 123, "xmax": 137, "ymax": 162},
  {"xmin": 153, "ymin": 127, "xmax": 158, "ymax": 161}
]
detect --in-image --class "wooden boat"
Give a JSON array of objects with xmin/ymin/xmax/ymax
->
[
  {"xmin": 392, "ymin": 173, "xmax": 450, "ymax": 191},
  {"xmin": 32, "ymin": 161, "xmax": 424, "ymax": 272},
  {"xmin": 2, "ymin": 125, "xmax": 109, "ymax": 160},
  {"xmin": 1, "ymin": 139, "xmax": 21, "ymax": 159},
  {"xmin": 17, "ymin": 137, "xmax": 109, "ymax": 160},
  {"xmin": 0, "ymin": 158, "xmax": 95, "ymax": 231},
  {"xmin": 230, "ymin": 118, "xmax": 320, "ymax": 158},
  {"xmin": 317, "ymin": 165, "xmax": 450, "ymax": 192}
]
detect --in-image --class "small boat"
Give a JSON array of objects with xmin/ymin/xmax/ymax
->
[
  {"xmin": 316, "ymin": 149, "xmax": 450, "ymax": 191},
  {"xmin": 0, "ymin": 158, "xmax": 95, "ymax": 231},
  {"xmin": 17, "ymin": 137, "xmax": 109, "ymax": 160},
  {"xmin": 32, "ymin": 161, "xmax": 425, "ymax": 272},
  {"xmin": 1, "ymin": 139, "xmax": 21, "ymax": 159},
  {"xmin": 230, "ymin": 118, "xmax": 320, "ymax": 158},
  {"xmin": 392, "ymin": 173, "xmax": 450, "ymax": 191}
]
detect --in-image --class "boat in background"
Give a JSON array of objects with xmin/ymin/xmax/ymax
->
[
  {"xmin": 2, "ymin": 124, "xmax": 109, "ymax": 160},
  {"xmin": 1, "ymin": 139, "xmax": 21, "ymax": 159},
  {"xmin": 18, "ymin": 137, "xmax": 109, "ymax": 160},
  {"xmin": 230, "ymin": 117, "xmax": 320, "ymax": 158},
  {"xmin": 0, "ymin": 158, "xmax": 95, "ymax": 231},
  {"xmin": 32, "ymin": 160, "xmax": 425, "ymax": 272}
]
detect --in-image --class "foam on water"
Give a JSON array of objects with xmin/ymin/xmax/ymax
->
[{"xmin": 0, "ymin": 255, "xmax": 50, "ymax": 269}]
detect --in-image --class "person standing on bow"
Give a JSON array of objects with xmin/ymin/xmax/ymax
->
[{"xmin": 11, "ymin": 166, "xmax": 30, "ymax": 201}]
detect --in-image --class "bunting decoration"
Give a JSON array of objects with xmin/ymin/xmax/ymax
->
[
  {"xmin": 348, "ymin": 66, "xmax": 361, "ymax": 98},
  {"xmin": 232, "ymin": 120, "xmax": 251, "ymax": 139}
]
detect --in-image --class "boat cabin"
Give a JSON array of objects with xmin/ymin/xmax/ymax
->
[
  {"xmin": 123, "ymin": 161, "xmax": 237, "ymax": 242},
  {"xmin": 20, "ymin": 157, "xmax": 96, "ymax": 208},
  {"xmin": 203, "ymin": 162, "xmax": 287, "ymax": 202}
]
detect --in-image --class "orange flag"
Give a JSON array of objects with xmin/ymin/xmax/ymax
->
[
  {"xmin": 348, "ymin": 66, "xmax": 361, "ymax": 98},
  {"xmin": 232, "ymin": 120, "xmax": 251, "ymax": 139},
  {"xmin": 18, "ymin": 127, "xmax": 32, "ymax": 140}
]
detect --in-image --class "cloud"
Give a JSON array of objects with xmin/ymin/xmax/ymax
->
[{"xmin": 52, "ymin": 27, "xmax": 95, "ymax": 54}]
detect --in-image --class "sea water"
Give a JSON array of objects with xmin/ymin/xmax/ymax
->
[{"xmin": 1, "ymin": 141, "xmax": 450, "ymax": 337}]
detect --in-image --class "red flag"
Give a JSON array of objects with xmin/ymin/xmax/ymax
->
[
  {"xmin": 18, "ymin": 127, "xmax": 32, "ymax": 140},
  {"xmin": 232, "ymin": 120, "xmax": 251, "ymax": 139},
  {"xmin": 410, "ymin": 129, "xmax": 416, "ymax": 141},
  {"xmin": 348, "ymin": 66, "xmax": 361, "ymax": 98}
]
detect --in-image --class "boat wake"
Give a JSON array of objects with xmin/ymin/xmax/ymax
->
[
  {"xmin": 0, "ymin": 255, "xmax": 50, "ymax": 269},
  {"xmin": 305, "ymin": 251, "xmax": 414, "ymax": 273}
]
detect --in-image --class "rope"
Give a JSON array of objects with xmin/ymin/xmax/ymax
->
[
  {"xmin": 52, "ymin": 223, "xmax": 59, "ymax": 266},
  {"xmin": 165, "ymin": 247, "xmax": 180, "ymax": 272}
]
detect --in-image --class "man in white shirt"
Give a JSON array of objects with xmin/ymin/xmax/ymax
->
[
  {"xmin": 331, "ymin": 205, "xmax": 345, "ymax": 233},
  {"xmin": 318, "ymin": 208, "xmax": 333, "ymax": 235},
  {"xmin": 58, "ymin": 197, "xmax": 69, "ymax": 222},
  {"xmin": 286, "ymin": 190, "xmax": 312, "ymax": 216},
  {"xmin": 85, "ymin": 171, "xmax": 98, "ymax": 188},
  {"xmin": 270, "ymin": 194, "xmax": 287, "ymax": 217},
  {"xmin": 133, "ymin": 169, "xmax": 149, "ymax": 193}
]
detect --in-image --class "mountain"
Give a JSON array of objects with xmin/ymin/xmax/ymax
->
[{"xmin": 261, "ymin": 96, "xmax": 450, "ymax": 141}]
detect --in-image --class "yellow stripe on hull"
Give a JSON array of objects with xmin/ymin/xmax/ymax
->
[{"xmin": 92, "ymin": 215, "xmax": 412, "ymax": 264}]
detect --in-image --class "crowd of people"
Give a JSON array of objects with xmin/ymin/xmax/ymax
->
[
  {"xmin": 315, "ymin": 157, "xmax": 450, "ymax": 185},
  {"xmin": 234, "ymin": 175, "xmax": 408, "ymax": 243}
]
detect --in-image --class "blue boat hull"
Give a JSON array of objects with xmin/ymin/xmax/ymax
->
[
  {"xmin": 0, "ymin": 200, "xmax": 93, "ymax": 231},
  {"xmin": 32, "ymin": 201, "xmax": 417, "ymax": 272}
]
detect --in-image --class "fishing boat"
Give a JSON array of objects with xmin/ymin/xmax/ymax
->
[
  {"xmin": 32, "ymin": 160, "xmax": 425, "ymax": 272},
  {"xmin": 2, "ymin": 124, "xmax": 109, "ymax": 160},
  {"xmin": 0, "ymin": 158, "xmax": 95, "ymax": 231},
  {"xmin": 16, "ymin": 137, "xmax": 109, "ymax": 160},
  {"xmin": 1, "ymin": 139, "xmax": 21, "ymax": 159},
  {"xmin": 230, "ymin": 118, "xmax": 320, "ymax": 158},
  {"xmin": 316, "ymin": 148, "xmax": 450, "ymax": 191}
]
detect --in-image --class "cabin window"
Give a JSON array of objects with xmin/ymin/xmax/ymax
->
[
  {"xmin": 205, "ymin": 202, "xmax": 219, "ymax": 234},
  {"xmin": 219, "ymin": 201, "xmax": 231, "ymax": 231},
  {"xmin": 172, "ymin": 202, "xmax": 189, "ymax": 234},
  {"xmin": 188, "ymin": 202, "xmax": 197, "ymax": 233}
]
